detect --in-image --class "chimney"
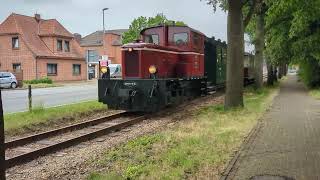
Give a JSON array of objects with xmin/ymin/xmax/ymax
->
[
  {"xmin": 73, "ymin": 33, "xmax": 82, "ymax": 44},
  {"xmin": 35, "ymin": 14, "xmax": 41, "ymax": 22}
]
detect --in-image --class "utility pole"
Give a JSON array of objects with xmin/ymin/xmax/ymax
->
[{"xmin": 0, "ymin": 88, "xmax": 6, "ymax": 180}]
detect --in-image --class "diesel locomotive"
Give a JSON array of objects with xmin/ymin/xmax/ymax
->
[{"xmin": 98, "ymin": 25, "xmax": 254, "ymax": 112}]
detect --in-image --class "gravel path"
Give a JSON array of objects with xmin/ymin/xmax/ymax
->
[
  {"xmin": 6, "ymin": 95, "xmax": 224, "ymax": 180},
  {"xmin": 223, "ymin": 75, "xmax": 320, "ymax": 180}
]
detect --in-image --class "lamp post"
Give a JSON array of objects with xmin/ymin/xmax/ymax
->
[
  {"xmin": 100, "ymin": 7, "xmax": 109, "ymax": 79},
  {"xmin": 0, "ymin": 89, "xmax": 5, "ymax": 180},
  {"xmin": 102, "ymin": 7, "xmax": 109, "ymax": 55}
]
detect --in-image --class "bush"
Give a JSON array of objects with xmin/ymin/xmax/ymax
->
[
  {"xmin": 299, "ymin": 58, "xmax": 320, "ymax": 88},
  {"xmin": 24, "ymin": 77, "xmax": 53, "ymax": 84}
]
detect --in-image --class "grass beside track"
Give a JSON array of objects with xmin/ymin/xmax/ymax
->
[
  {"xmin": 4, "ymin": 101, "xmax": 106, "ymax": 136},
  {"xmin": 88, "ymin": 85, "xmax": 279, "ymax": 180}
]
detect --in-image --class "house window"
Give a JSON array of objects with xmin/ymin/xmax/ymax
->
[
  {"xmin": 64, "ymin": 41, "xmax": 70, "ymax": 52},
  {"xmin": 173, "ymin": 33, "xmax": 189, "ymax": 46},
  {"xmin": 57, "ymin": 40, "xmax": 63, "ymax": 51},
  {"xmin": 73, "ymin": 64, "xmax": 81, "ymax": 75},
  {"xmin": 13, "ymin": 63, "xmax": 21, "ymax": 72},
  {"xmin": 87, "ymin": 50, "xmax": 99, "ymax": 62},
  {"xmin": 47, "ymin": 64, "xmax": 57, "ymax": 76},
  {"xmin": 12, "ymin": 37, "xmax": 19, "ymax": 49}
]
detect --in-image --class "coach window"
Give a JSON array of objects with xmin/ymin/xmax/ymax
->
[
  {"xmin": 145, "ymin": 34, "xmax": 159, "ymax": 45},
  {"xmin": 174, "ymin": 33, "xmax": 188, "ymax": 46}
]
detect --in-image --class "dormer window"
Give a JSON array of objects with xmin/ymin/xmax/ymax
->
[
  {"xmin": 12, "ymin": 37, "xmax": 19, "ymax": 49},
  {"xmin": 64, "ymin": 41, "xmax": 70, "ymax": 52},
  {"xmin": 57, "ymin": 40, "xmax": 63, "ymax": 51}
]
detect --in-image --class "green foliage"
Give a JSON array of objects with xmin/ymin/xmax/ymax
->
[
  {"xmin": 298, "ymin": 59, "xmax": 320, "ymax": 88},
  {"xmin": 122, "ymin": 13, "xmax": 186, "ymax": 44},
  {"xmin": 202, "ymin": 0, "xmax": 227, "ymax": 11},
  {"xmin": 265, "ymin": 0, "xmax": 320, "ymax": 86},
  {"xmin": 24, "ymin": 77, "xmax": 53, "ymax": 84}
]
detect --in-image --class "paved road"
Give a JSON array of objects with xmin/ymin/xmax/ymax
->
[
  {"xmin": 224, "ymin": 75, "xmax": 320, "ymax": 180},
  {"xmin": 2, "ymin": 83, "xmax": 98, "ymax": 113}
]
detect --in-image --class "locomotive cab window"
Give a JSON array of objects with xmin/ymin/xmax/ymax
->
[
  {"xmin": 145, "ymin": 34, "xmax": 159, "ymax": 45},
  {"xmin": 193, "ymin": 33, "xmax": 202, "ymax": 51},
  {"xmin": 173, "ymin": 33, "xmax": 189, "ymax": 46}
]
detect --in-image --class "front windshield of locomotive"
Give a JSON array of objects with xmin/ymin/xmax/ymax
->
[{"xmin": 144, "ymin": 34, "xmax": 159, "ymax": 45}]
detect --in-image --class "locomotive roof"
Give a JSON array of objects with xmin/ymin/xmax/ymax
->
[{"xmin": 140, "ymin": 25, "xmax": 206, "ymax": 37}]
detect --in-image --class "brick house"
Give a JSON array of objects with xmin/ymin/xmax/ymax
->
[
  {"xmin": 80, "ymin": 29, "xmax": 127, "ymax": 78},
  {"xmin": 0, "ymin": 13, "xmax": 86, "ymax": 81}
]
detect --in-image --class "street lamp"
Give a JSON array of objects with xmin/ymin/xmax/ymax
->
[
  {"xmin": 102, "ymin": 7, "xmax": 109, "ymax": 53},
  {"xmin": 103, "ymin": 8, "xmax": 109, "ymax": 35},
  {"xmin": 100, "ymin": 8, "xmax": 109, "ymax": 78}
]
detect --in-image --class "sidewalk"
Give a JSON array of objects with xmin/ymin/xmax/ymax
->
[{"xmin": 223, "ymin": 75, "xmax": 320, "ymax": 180}]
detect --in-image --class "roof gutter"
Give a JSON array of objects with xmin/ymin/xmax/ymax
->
[{"xmin": 36, "ymin": 56, "xmax": 85, "ymax": 61}]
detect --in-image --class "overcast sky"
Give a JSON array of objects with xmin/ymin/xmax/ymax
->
[{"xmin": 0, "ymin": 0, "xmax": 253, "ymax": 51}]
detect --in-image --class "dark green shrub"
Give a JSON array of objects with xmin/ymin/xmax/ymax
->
[
  {"xmin": 23, "ymin": 77, "xmax": 53, "ymax": 84},
  {"xmin": 299, "ymin": 58, "xmax": 320, "ymax": 88}
]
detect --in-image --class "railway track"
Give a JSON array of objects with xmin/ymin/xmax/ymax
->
[{"xmin": 5, "ymin": 112, "xmax": 146, "ymax": 168}]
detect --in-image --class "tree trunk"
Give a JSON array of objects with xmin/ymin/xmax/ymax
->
[
  {"xmin": 285, "ymin": 64, "xmax": 288, "ymax": 76},
  {"xmin": 254, "ymin": 1, "xmax": 265, "ymax": 89},
  {"xmin": 273, "ymin": 66, "xmax": 278, "ymax": 82},
  {"xmin": 225, "ymin": 0, "xmax": 244, "ymax": 109},
  {"xmin": 278, "ymin": 66, "xmax": 283, "ymax": 79},
  {"xmin": 283, "ymin": 63, "xmax": 287, "ymax": 76},
  {"xmin": 266, "ymin": 61, "xmax": 274, "ymax": 86}
]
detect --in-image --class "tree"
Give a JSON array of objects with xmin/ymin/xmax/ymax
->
[
  {"xmin": 204, "ymin": 0, "xmax": 257, "ymax": 108},
  {"xmin": 265, "ymin": 0, "xmax": 320, "ymax": 87},
  {"xmin": 122, "ymin": 14, "xmax": 186, "ymax": 44}
]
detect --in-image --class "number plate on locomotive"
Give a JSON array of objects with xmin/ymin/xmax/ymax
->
[{"xmin": 124, "ymin": 82, "xmax": 137, "ymax": 87}]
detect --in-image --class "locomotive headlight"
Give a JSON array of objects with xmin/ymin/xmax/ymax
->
[
  {"xmin": 149, "ymin": 65, "xmax": 157, "ymax": 74},
  {"xmin": 128, "ymin": 48, "xmax": 133, "ymax": 52}
]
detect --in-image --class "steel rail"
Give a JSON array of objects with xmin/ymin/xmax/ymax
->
[
  {"xmin": 6, "ymin": 115, "xmax": 146, "ymax": 168},
  {"xmin": 5, "ymin": 112, "xmax": 130, "ymax": 149}
]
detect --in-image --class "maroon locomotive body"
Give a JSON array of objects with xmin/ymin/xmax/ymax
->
[{"xmin": 99, "ymin": 25, "xmax": 208, "ymax": 112}]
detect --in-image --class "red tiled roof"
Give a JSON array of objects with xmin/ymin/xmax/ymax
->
[
  {"xmin": 39, "ymin": 19, "xmax": 73, "ymax": 37},
  {"xmin": 0, "ymin": 13, "xmax": 84, "ymax": 59}
]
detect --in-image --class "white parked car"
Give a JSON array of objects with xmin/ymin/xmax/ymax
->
[
  {"xmin": 0, "ymin": 72, "xmax": 18, "ymax": 89},
  {"xmin": 109, "ymin": 64, "xmax": 122, "ymax": 78}
]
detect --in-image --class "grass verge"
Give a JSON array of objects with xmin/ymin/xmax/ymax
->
[
  {"xmin": 5, "ymin": 101, "xmax": 106, "ymax": 136},
  {"xmin": 309, "ymin": 89, "xmax": 320, "ymax": 99},
  {"xmin": 22, "ymin": 83, "xmax": 61, "ymax": 89},
  {"xmin": 88, "ymin": 85, "xmax": 279, "ymax": 180}
]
